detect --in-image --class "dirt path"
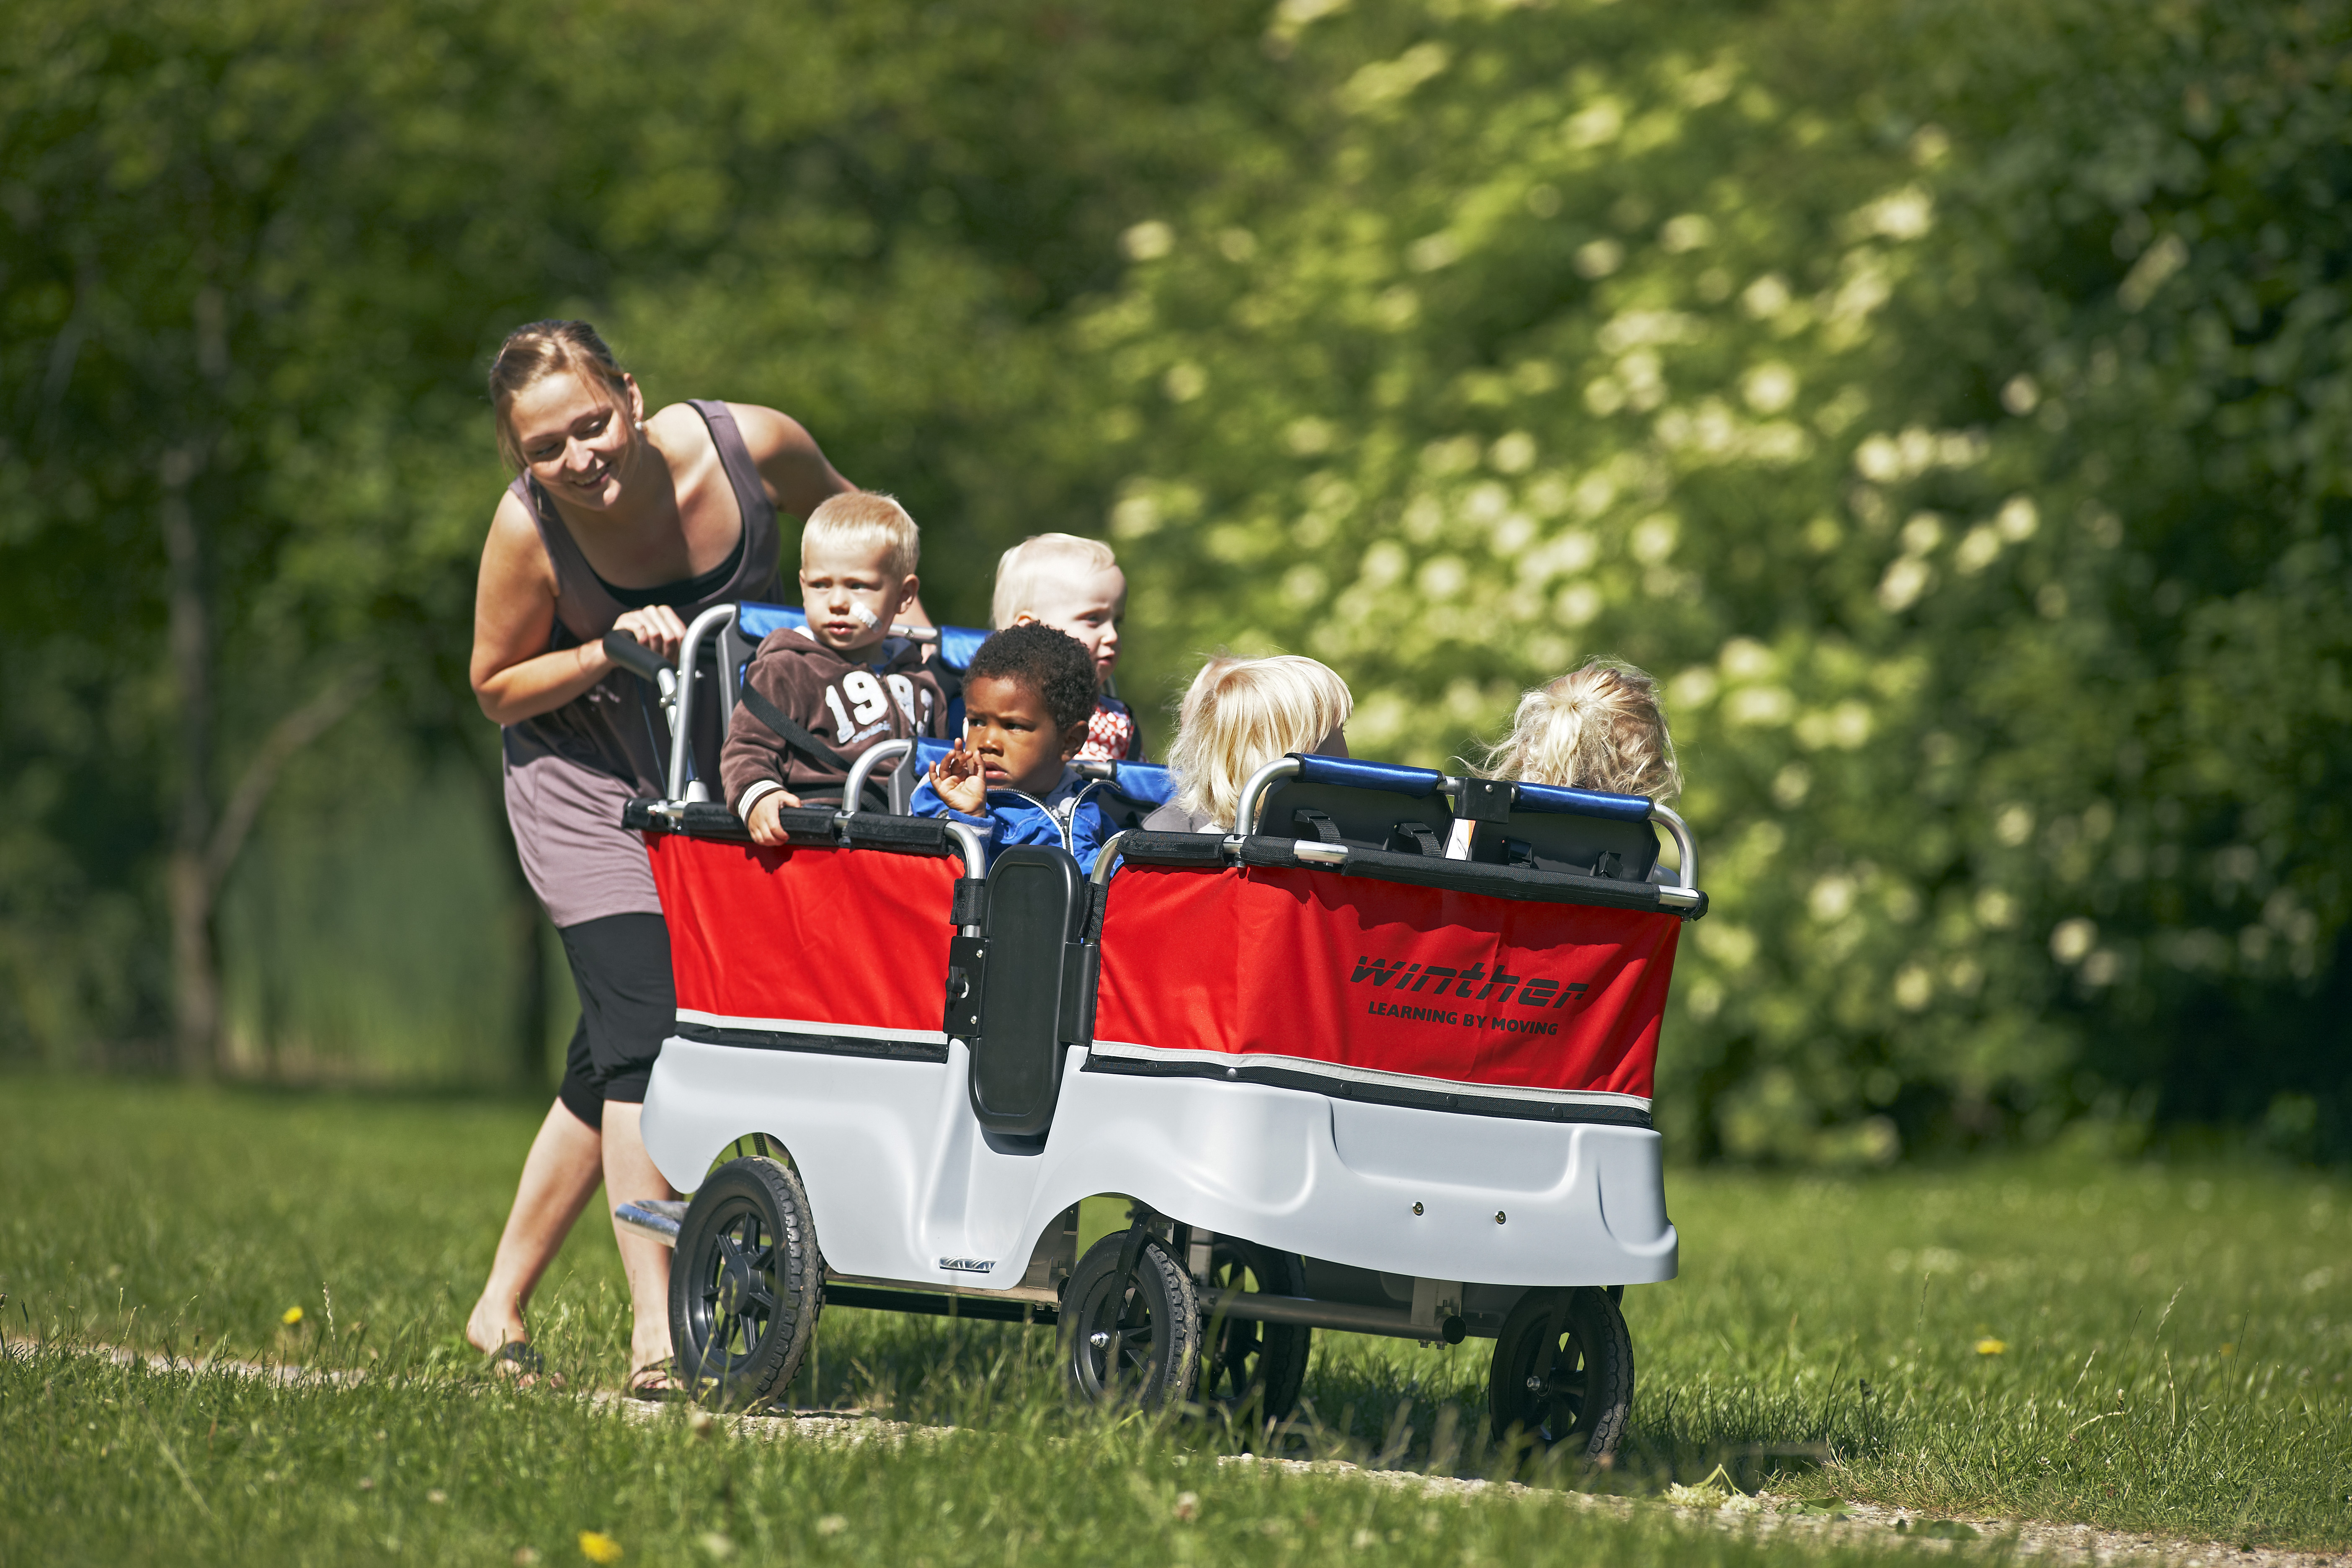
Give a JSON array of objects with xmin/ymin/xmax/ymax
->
[
  {"xmin": 14, "ymin": 1335, "xmax": 2338, "ymax": 1568},
  {"xmin": 1201, "ymin": 1453, "xmax": 2339, "ymax": 1568}
]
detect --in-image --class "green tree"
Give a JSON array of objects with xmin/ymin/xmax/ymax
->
[
  {"xmin": 1089, "ymin": 0, "xmax": 2352, "ymax": 1158},
  {"xmin": 0, "ymin": 0, "xmax": 1271, "ymax": 1073}
]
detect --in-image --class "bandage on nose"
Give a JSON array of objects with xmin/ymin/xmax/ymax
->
[{"xmin": 848, "ymin": 602, "xmax": 879, "ymax": 628}]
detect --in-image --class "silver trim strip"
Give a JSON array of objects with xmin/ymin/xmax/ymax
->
[
  {"xmin": 1085, "ymin": 1039, "xmax": 1652, "ymax": 1111},
  {"xmin": 674, "ymin": 1010, "xmax": 951, "ymax": 1047}
]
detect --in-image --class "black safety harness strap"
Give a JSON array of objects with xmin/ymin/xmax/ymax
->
[{"xmin": 734, "ymin": 682, "xmax": 890, "ymax": 810}]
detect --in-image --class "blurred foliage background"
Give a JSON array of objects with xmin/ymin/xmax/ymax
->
[{"xmin": 3, "ymin": 0, "xmax": 2346, "ymax": 1162}]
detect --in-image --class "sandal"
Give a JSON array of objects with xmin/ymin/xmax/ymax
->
[
  {"xmin": 627, "ymin": 1361, "xmax": 688, "ymax": 1401},
  {"xmin": 485, "ymin": 1341, "xmax": 547, "ymax": 1383}
]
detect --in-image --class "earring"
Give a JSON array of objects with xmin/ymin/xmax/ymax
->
[{"xmin": 634, "ymin": 420, "xmax": 646, "ymax": 434}]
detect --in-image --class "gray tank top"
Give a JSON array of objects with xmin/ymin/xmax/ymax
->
[{"xmin": 501, "ymin": 400, "xmax": 781, "ymax": 926}]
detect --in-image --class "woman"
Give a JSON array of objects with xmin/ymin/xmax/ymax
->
[{"xmin": 464, "ymin": 320, "xmax": 865, "ymax": 1393}]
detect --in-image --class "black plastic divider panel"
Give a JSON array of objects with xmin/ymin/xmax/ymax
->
[
  {"xmin": 1255, "ymin": 779, "xmax": 1455, "ymax": 855},
  {"xmin": 1470, "ymin": 809, "xmax": 1658, "ymax": 881},
  {"xmin": 968, "ymin": 846, "xmax": 1087, "ymax": 1137}
]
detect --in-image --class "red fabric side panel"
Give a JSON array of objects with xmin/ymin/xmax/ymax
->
[
  {"xmin": 646, "ymin": 835, "xmax": 956, "ymax": 1034},
  {"xmin": 1094, "ymin": 864, "xmax": 1676, "ymax": 1098}
]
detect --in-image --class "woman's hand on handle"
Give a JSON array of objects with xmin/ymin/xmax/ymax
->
[
  {"xmin": 609, "ymin": 605, "xmax": 686, "ymax": 664},
  {"xmin": 471, "ymin": 485, "xmax": 701, "ymax": 725}
]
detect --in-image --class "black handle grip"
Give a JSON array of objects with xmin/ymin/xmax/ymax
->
[{"xmin": 601, "ymin": 629, "xmax": 672, "ymax": 683}]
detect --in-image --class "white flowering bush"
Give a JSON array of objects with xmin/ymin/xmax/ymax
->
[{"xmin": 1085, "ymin": 0, "xmax": 2352, "ymax": 1159}]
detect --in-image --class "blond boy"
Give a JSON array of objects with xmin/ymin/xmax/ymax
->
[
  {"xmin": 991, "ymin": 532, "xmax": 1141, "ymax": 761},
  {"xmin": 721, "ymin": 493, "xmax": 949, "ymax": 844}
]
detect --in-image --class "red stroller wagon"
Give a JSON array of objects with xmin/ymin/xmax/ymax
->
[{"xmin": 606, "ymin": 611, "xmax": 1705, "ymax": 1457}]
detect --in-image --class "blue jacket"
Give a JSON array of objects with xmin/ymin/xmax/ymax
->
[{"xmin": 910, "ymin": 767, "xmax": 1117, "ymax": 873}]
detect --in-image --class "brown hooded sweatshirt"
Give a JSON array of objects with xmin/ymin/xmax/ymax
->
[{"xmin": 720, "ymin": 628, "xmax": 949, "ymax": 815}]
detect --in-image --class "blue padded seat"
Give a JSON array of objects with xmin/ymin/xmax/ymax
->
[{"xmin": 732, "ymin": 603, "xmax": 986, "ymax": 669}]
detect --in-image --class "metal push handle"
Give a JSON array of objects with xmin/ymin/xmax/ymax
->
[
  {"xmin": 601, "ymin": 628, "xmax": 674, "ymax": 685},
  {"xmin": 602, "ymin": 632, "xmax": 685, "ymax": 785},
  {"xmin": 663, "ymin": 603, "xmax": 742, "ymax": 803}
]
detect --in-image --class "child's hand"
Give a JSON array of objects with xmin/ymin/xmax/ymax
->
[
  {"xmin": 745, "ymin": 789, "xmax": 803, "ymax": 847},
  {"xmin": 928, "ymin": 739, "xmax": 988, "ymax": 816}
]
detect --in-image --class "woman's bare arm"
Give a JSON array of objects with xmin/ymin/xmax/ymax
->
[
  {"xmin": 730, "ymin": 404, "xmax": 853, "ymax": 520},
  {"xmin": 470, "ymin": 489, "xmax": 685, "ymax": 725}
]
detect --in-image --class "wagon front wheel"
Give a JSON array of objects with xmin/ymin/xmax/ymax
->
[
  {"xmin": 1487, "ymin": 1285, "xmax": 1633, "ymax": 1461},
  {"xmin": 669, "ymin": 1156, "xmax": 823, "ymax": 1411},
  {"xmin": 1062, "ymin": 1231, "xmax": 1199, "ymax": 1409}
]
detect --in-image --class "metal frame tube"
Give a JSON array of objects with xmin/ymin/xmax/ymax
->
[
  {"xmin": 1230, "ymin": 756, "xmax": 1305, "ymax": 838},
  {"xmin": 614, "ymin": 1199, "xmax": 685, "ymax": 1247},
  {"xmin": 1089, "ymin": 830, "xmax": 1131, "ymax": 890},
  {"xmin": 1202, "ymin": 1290, "xmax": 1477, "ymax": 1343},
  {"xmin": 842, "ymin": 738, "xmax": 914, "ymax": 815},
  {"xmin": 825, "ymin": 1284, "xmax": 1055, "ymax": 1324},
  {"xmin": 942, "ymin": 821, "xmax": 990, "ymax": 883},
  {"xmin": 1649, "ymin": 802, "xmax": 1698, "ymax": 891},
  {"xmin": 667, "ymin": 603, "xmax": 741, "ymax": 802}
]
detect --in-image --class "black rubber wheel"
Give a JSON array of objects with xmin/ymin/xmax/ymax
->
[
  {"xmin": 669, "ymin": 1157, "xmax": 823, "ymax": 1411},
  {"xmin": 1063, "ymin": 1231, "xmax": 1200, "ymax": 1408},
  {"xmin": 1486, "ymin": 1286, "xmax": 1634, "ymax": 1460},
  {"xmin": 1196, "ymin": 1237, "xmax": 1311, "ymax": 1426}
]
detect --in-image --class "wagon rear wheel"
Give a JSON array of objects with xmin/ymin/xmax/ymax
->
[
  {"xmin": 1196, "ymin": 1238, "xmax": 1311, "ymax": 1428},
  {"xmin": 1062, "ymin": 1232, "xmax": 1199, "ymax": 1409},
  {"xmin": 669, "ymin": 1156, "xmax": 823, "ymax": 1411},
  {"xmin": 1487, "ymin": 1286, "xmax": 1633, "ymax": 1462}
]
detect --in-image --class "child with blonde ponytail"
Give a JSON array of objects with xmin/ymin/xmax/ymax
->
[{"xmin": 1480, "ymin": 659, "xmax": 1681, "ymax": 802}]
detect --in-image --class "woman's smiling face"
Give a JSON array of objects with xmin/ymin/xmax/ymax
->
[{"xmin": 507, "ymin": 369, "xmax": 643, "ymax": 509}]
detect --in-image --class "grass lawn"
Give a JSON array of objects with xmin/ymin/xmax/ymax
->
[{"xmin": 4, "ymin": 1075, "xmax": 2347, "ymax": 1564}]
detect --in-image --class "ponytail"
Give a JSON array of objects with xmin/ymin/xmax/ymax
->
[{"xmin": 1480, "ymin": 659, "xmax": 1680, "ymax": 801}]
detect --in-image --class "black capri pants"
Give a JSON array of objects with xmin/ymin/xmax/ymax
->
[{"xmin": 554, "ymin": 912, "xmax": 675, "ymax": 1130}]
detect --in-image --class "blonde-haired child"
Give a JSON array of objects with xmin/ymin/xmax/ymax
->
[
  {"xmin": 721, "ymin": 493, "xmax": 948, "ymax": 843},
  {"xmin": 991, "ymin": 532, "xmax": 1139, "ymax": 761},
  {"xmin": 1480, "ymin": 658, "xmax": 1681, "ymax": 801},
  {"xmin": 1144, "ymin": 654, "xmax": 1354, "ymax": 833}
]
